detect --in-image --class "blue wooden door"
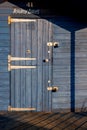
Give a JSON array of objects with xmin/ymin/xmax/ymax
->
[{"xmin": 10, "ymin": 18, "xmax": 53, "ymax": 111}]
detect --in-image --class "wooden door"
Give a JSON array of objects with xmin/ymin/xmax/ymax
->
[{"xmin": 9, "ymin": 18, "xmax": 53, "ymax": 112}]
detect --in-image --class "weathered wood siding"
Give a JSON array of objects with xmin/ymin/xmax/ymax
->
[
  {"xmin": 10, "ymin": 19, "xmax": 52, "ymax": 111},
  {"xmin": 0, "ymin": 1, "xmax": 87, "ymax": 112},
  {"xmin": 52, "ymin": 19, "xmax": 87, "ymax": 112},
  {"xmin": 52, "ymin": 18, "xmax": 71, "ymax": 111},
  {"xmin": 75, "ymin": 27, "xmax": 87, "ymax": 112},
  {"xmin": 0, "ymin": 2, "xmax": 13, "ymax": 110}
]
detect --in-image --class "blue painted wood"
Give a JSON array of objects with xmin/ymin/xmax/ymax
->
[
  {"xmin": 10, "ymin": 22, "xmax": 15, "ymax": 107},
  {"xmin": 31, "ymin": 20, "xmax": 38, "ymax": 110},
  {"xmin": 0, "ymin": 1, "xmax": 87, "ymax": 112},
  {"xmin": 25, "ymin": 22, "xmax": 32, "ymax": 108},
  {"xmin": 0, "ymin": 9, "xmax": 12, "ymax": 14},
  {"xmin": 14, "ymin": 23, "xmax": 21, "ymax": 108},
  {"xmin": 52, "ymin": 20, "xmax": 71, "ymax": 111},
  {"xmin": 0, "ymin": 21, "xmax": 9, "ymax": 27},
  {"xmin": 21, "ymin": 23, "xmax": 26, "ymax": 108},
  {"xmin": 37, "ymin": 19, "xmax": 43, "ymax": 111},
  {"xmin": 10, "ymin": 18, "xmax": 53, "ymax": 112},
  {"xmin": 0, "ymin": 28, "xmax": 9, "ymax": 33},
  {"xmin": 0, "ymin": 16, "xmax": 8, "ymax": 20},
  {"xmin": 0, "ymin": 41, "xmax": 10, "ymax": 47}
]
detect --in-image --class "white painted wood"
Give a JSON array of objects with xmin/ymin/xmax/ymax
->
[
  {"xmin": 8, "ymin": 55, "xmax": 36, "ymax": 61},
  {"xmin": 9, "ymin": 65, "xmax": 36, "ymax": 71},
  {"xmin": 8, "ymin": 106, "xmax": 36, "ymax": 111},
  {"xmin": 11, "ymin": 18, "xmax": 36, "ymax": 23}
]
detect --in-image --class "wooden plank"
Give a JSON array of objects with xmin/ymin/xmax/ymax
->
[
  {"xmin": 0, "ymin": 47, "xmax": 9, "ymax": 53},
  {"xmin": 53, "ymin": 117, "xmax": 80, "ymax": 130},
  {"xmin": 42, "ymin": 19, "xmax": 46, "ymax": 111},
  {"xmin": 53, "ymin": 52, "xmax": 70, "ymax": 58},
  {"xmin": 48, "ymin": 20, "xmax": 53, "ymax": 112},
  {"xmin": 0, "ymin": 112, "xmax": 33, "ymax": 129},
  {"xmin": 52, "ymin": 21, "xmax": 71, "ymax": 111},
  {"xmin": 0, "ymin": 28, "xmax": 9, "ymax": 33},
  {"xmin": 25, "ymin": 22, "xmax": 32, "ymax": 108},
  {"xmin": 53, "ymin": 33, "xmax": 71, "ymax": 40},
  {"xmin": 31, "ymin": 19, "xmax": 38, "ymax": 110},
  {"xmin": 0, "ymin": 16, "xmax": 8, "ymax": 21},
  {"xmin": 3, "ymin": 112, "xmax": 48, "ymax": 130},
  {"xmin": 75, "ymin": 41, "xmax": 87, "ymax": 46},
  {"xmin": 42, "ymin": 19, "xmax": 49, "ymax": 111},
  {"xmin": 43, "ymin": 113, "xmax": 74, "ymax": 130},
  {"xmin": 76, "ymin": 33, "xmax": 87, "ymax": 40},
  {"xmin": 64, "ymin": 115, "xmax": 87, "ymax": 130},
  {"xmin": 0, "ymin": 72, "xmax": 9, "ymax": 79},
  {"xmin": 0, "ymin": 9, "xmax": 12, "ymax": 14},
  {"xmin": 38, "ymin": 113, "xmax": 63, "ymax": 130},
  {"xmin": 0, "ymin": 80, "xmax": 9, "ymax": 86},
  {"xmin": 0, "ymin": 41, "xmax": 10, "ymax": 47},
  {"xmin": 14, "ymin": 22, "xmax": 21, "ymax": 108},
  {"xmin": 0, "ymin": 21, "xmax": 9, "ymax": 27},
  {"xmin": 10, "ymin": 22, "xmax": 15, "ymax": 107},
  {"xmin": 20, "ymin": 22, "xmax": 26, "ymax": 108},
  {"xmin": 53, "ymin": 25, "xmax": 70, "ymax": 33},
  {"xmin": 37, "ymin": 19, "xmax": 43, "ymax": 111},
  {"xmin": 17, "ymin": 113, "xmax": 52, "ymax": 129},
  {"xmin": 53, "ymin": 58, "xmax": 70, "ymax": 65},
  {"xmin": 45, "ymin": 19, "xmax": 49, "ymax": 111},
  {"xmin": 0, "ymin": 52, "xmax": 9, "ymax": 60},
  {"xmin": 0, "ymin": 112, "xmax": 87, "ymax": 129}
]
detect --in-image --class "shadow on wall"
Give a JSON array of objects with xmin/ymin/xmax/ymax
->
[{"xmin": 49, "ymin": 18, "xmax": 87, "ymax": 112}]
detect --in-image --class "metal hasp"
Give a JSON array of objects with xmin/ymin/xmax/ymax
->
[
  {"xmin": 43, "ymin": 59, "xmax": 49, "ymax": 62},
  {"xmin": 47, "ymin": 87, "xmax": 59, "ymax": 92},
  {"xmin": 8, "ymin": 55, "xmax": 36, "ymax": 71},
  {"xmin": 47, "ymin": 42, "xmax": 59, "ymax": 48},
  {"xmin": 8, "ymin": 106, "xmax": 36, "ymax": 111}
]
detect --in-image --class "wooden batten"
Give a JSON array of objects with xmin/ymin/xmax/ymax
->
[
  {"xmin": 8, "ymin": 106, "xmax": 36, "ymax": 111},
  {"xmin": 8, "ymin": 16, "xmax": 36, "ymax": 24}
]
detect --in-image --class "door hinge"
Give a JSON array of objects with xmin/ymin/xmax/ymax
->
[
  {"xmin": 8, "ymin": 16, "xmax": 36, "ymax": 24},
  {"xmin": 8, "ymin": 55, "xmax": 36, "ymax": 71},
  {"xmin": 8, "ymin": 106, "xmax": 36, "ymax": 111}
]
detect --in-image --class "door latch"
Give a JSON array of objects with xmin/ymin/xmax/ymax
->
[
  {"xmin": 47, "ymin": 87, "xmax": 59, "ymax": 92},
  {"xmin": 43, "ymin": 59, "xmax": 49, "ymax": 62},
  {"xmin": 47, "ymin": 42, "xmax": 59, "ymax": 48}
]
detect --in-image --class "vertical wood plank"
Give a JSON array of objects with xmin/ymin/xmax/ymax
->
[
  {"xmin": 45, "ymin": 20, "xmax": 49, "ymax": 111},
  {"xmin": 42, "ymin": 19, "xmax": 49, "ymax": 111},
  {"xmin": 10, "ymin": 22, "xmax": 15, "ymax": 107},
  {"xmin": 25, "ymin": 22, "xmax": 32, "ymax": 108},
  {"xmin": 37, "ymin": 19, "xmax": 43, "ymax": 111},
  {"xmin": 14, "ymin": 23, "xmax": 21, "ymax": 107},
  {"xmin": 20, "ymin": 23, "xmax": 26, "ymax": 107},
  {"xmin": 31, "ymin": 20, "xmax": 38, "ymax": 109},
  {"xmin": 48, "ymin": 20, "xmax": 53, "ymax": 111}
]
